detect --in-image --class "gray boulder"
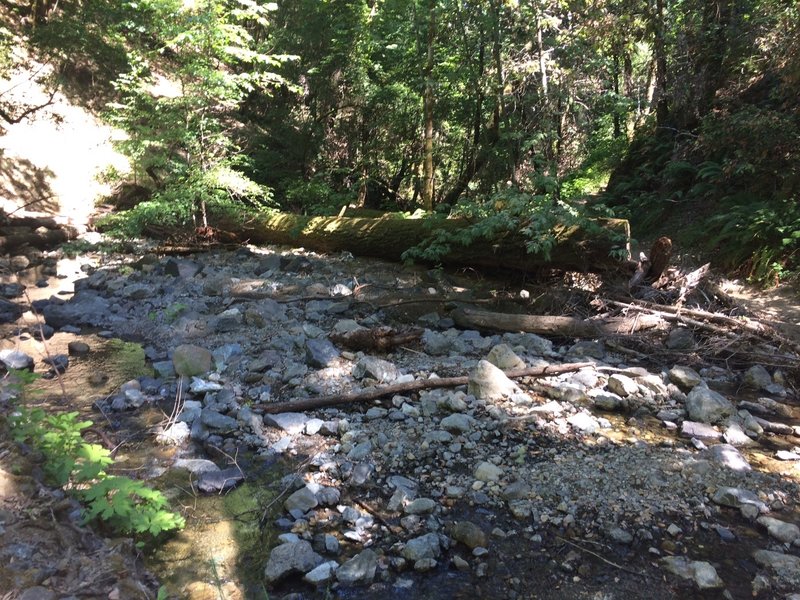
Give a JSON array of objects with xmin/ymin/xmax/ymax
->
[
  {"xmin": 264, "ymin": 541, "xmax": 324, "ymax": 583},
  {"xmin": 172, "ymin": 344, "xmax": 213, "ymax": 377},
  {"xmin": 685, "ymin": 386, "xmax": 734, "ymax": 424},
  {"xmin": 402, "ymin": 533, "xmax": 441, "ymax": 561},
  {"xmin": 336, "ymin": 549, "xmax": 378, "ymax": 585},
  {"xmin": 0, "ymin": 349, "xmax": 34, "ymax": 371},
  {"xmin": 468, "ymin": 360, "xmax": 518, "ymax": 400},
  {"xmin": 41, "ymin": 291, "xmax": 110, "ymax": 329}
]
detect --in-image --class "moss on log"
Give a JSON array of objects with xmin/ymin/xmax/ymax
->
[{"xmin": 237, "ymin": 213, "xmax": 630, "ymax": 273}]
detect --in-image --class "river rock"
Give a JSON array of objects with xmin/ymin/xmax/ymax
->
[
  {"xmin": 156, "ymin": 421, "xmax": 191, "ymax": 445},
  {"xmin": 173, "ymin": 458, "xmax": 220, "ymax": 474},
  {"xmin": 743, "ymin": 365, "xmax": 772, "ymax": 390},
  {"xmin": 685, "ymin": 385, "xmax": 734, "ymax": 424},
  {"xmin": 723, "ymin": 422, "xmax": 755, "ymax": 447},
  {"xmin": 67, "ymin": 341, "xmax": 90, "ymax": 356},
  {"xmin": 704, "ymin": 443, "xmax": 751, "ymax": 471},
  {"xmin": 305, "ymin": 338, "xmax": 340, "ymax": 368},
  {"xmin": 264, "ymin": 412, "xmax": 308, "ymax": 434},
  {"xmin": 352, "ymin": 356, "xmax": 399, "ymax": 382},
  {"xmin": 440, "ymin": 413, "xmax": 473, "ymax": 433},
  {"xmin": 468, "ymin": 360, "xmax": 518, "ymax": 400},
  {"xmin": 402, "ymin": 533, "xmax": 441, "ymax": 561},
  {"xmin": 41, "ymin": 291, "xmax": 110, "ymax": 328},
  {"xmin": 200, "ymin": 409, "xmax": 238, "ymax": 431},
  {"xmin": 0, "ymin": 349, "xmax": 34, "ymax": 371},
  {"xmin": 661, "ymin": 556, "xmax": 723, "ymax": 590},
  {"xmin": 711, "ymin": 486, "xmax": 768, "ymax": 513},
  {"xmin": 486, "ymin": 344, "xmax": 525, "ymax": 370},
  {"xmin": 284, "ymin": 486, "xmax": 319, "ymax": 514},
  {"xmin": 567, "ymin": 412, "xmax": 599, "ymax": 434},
  {"xmin": 668, "ymin": 365, "xmax": 702, "ymax": 391},
  {"xmin": 172, "ymin": 344, "xmax": 213, "ymax": 377},
  {"xmin": 592, "ymin": 391, "xmax": 626, "ymax": 411},
  {"xmin": 474, "ymin": 461, "xmax": 503, "ymax": 482},
  {"xmin": 0, "ymin": 298, "xmax": 23, "ymax": 324},
  {"xmin": 665, "ymin": 327, "xmax": 696, "ymax": 350},
  {"xmin": 264, "ymin": 540, "xmax": 324, "ymax": 583},
  {"xmin": 752, "ymin": 549, "xmax": 800, "ymax": 587},
  {"xmin": 197, "ymin": 467, "xmax": 244, "ymax": 493},
  {"xmin": 680, "ymin": 420, "xmax": 722, "ymax": 440},
  {"xmin": 336, "ymin": 549, "xmax": 378, "ymax": 585},
  {"xmin": 303, "ymin": 560, "xmax": 339, "ymax": 585},
  {"xmin": 449, "ymin": 521, "xmax": 486, "ymax": 549},
  {"xmin": 404, "ymin": 498, "xmax": 436, "ymax": 515},
  {"xmin": 0, "ymin": 283, "xmax": 24, "ymax": 298},
  {"xmin": 607, "ymin": 374, "xmax": 638, "ymax": 397},
  {"xmin": 757, "ymin": 516, "xmax": 800, "ymax": 544}
]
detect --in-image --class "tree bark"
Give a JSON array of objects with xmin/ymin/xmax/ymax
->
[
  {"xmin": 234, "ymin": 213, "xmax": 631, "ymax": 273},
  {"xmin": 451, "ymin": 306, "xmax": 662, "ymax": 337},
  {"xmin": 421, "ymin": 0, "xmax": 436, "ymax": 210}
]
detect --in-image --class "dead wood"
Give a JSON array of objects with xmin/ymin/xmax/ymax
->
[
  {"xmin": 451, "ymin": 306, "xmax": 663, "ymax": 337},
  {"xmin": 629, "ymin": 237, "xmax": 673, "ymax": 289},
  {"xmin": 607, "ymin": 299, "xmax": 800, "ymax": 355},
  {"xmin": 261, "ymin": 361, "xmax": 594, "ymax": 413},
  {"xmin": 0, "ymin": 227, "xmax": 77, "ymax": 253},
  {"xmin": 222, "ymin": 212, "xmax": 631, "ymax": 275},
  {"xmin": 329, "ymin": 327, "xmax": 423, "ymax": 352}
]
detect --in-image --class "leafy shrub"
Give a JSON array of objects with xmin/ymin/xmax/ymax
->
[
  {"xmin": 10, "ymin": 407, "xmax": 184, "ymax": 541},
  {"xmin": 402, "ymin": 188, "xmax": 623, "ymax": 264}
]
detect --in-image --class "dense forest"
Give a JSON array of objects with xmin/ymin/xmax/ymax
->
[{"xmin": 1, "ymin": 0, "xmax": 798, "ymax": 282}]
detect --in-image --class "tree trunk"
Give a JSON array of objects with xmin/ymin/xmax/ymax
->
[
  {"xmin": 233, "ymin": 212, "xmax": 631, "ymax": 273},
  {"xmin": 653, "ymin": 0, "xmax": 669, "ymax": 127},
  {"xmin": 422, "ymin": 0, "xmax": 436, "ymax": 211},
  {"xmin": 451, "ymin": 306, "xmax": 662, "ymax": 337}
]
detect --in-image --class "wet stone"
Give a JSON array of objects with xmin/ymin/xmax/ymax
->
[
  {"xmin": 336, "ymin": 549, "xmax": 377, "ymax": 585},
  {"xmin": 0, "ymin": 349, "xmax": 34, "ymax": 371},
  {"xmin": 264, "ymin": 540, "xmax": 324, "ymax": 583}
]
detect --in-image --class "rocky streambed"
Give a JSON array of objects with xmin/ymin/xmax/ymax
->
[{"xmin": 1, "ymin": 243, "xmax": 800, "ymax": 599}]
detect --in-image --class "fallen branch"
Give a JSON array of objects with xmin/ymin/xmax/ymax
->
[
  {"xmin": 451, "ymin": 306, "xmax": 662, "ymax": 337},
  {"xmin": 261, "ymin": 362, "xmax": 594, "ymax": 413},
  {"xmin": 607, "ymin": 299, "xmax": 800, "ymax": 354}
]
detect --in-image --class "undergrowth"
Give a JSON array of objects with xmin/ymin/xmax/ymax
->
[{"xmin": 5, "ymin": 371, "xmax": 184, "ymax": 544}]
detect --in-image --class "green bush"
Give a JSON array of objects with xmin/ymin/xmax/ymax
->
[{"xmin": 10, "ymin": 407, "xmax": 184, "ymax": 541}]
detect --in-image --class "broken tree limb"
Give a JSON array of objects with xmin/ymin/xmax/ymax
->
[
  {"xmin": 607, "ymin": 299, "xmax": 800, "ymax": 354},
  {"xmin": 227, "ymin": 212, "xmax": 631, "ymax": 274},
  {"xmin": 451, "ymin": 306, "xmax": 663, "ymax": 337},
  {"xmin": 261, "ymin": 361, "xmax": 594, "ymax": 413}
]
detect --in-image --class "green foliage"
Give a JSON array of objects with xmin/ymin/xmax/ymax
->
[
  {"xmin": 10, "ymin": 407, "xmax": 184, "ymax": 540},
  {"xmin": 402, "ymin": 189, "xmax": 606, "ymax": 264},
  {"xmin": 96, "ymin": 0, "xmax": 289, "ymax": 237},
  {"xmin": 283, "ymin": 179, "xmax": 353, "ymax": 215}
]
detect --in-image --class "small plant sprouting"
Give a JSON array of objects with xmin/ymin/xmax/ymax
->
[{"xmin": 9, "ymin": 407, "xmax": 185, "ymax": 541}]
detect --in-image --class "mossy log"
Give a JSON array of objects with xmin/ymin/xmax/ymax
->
[{"xmin": 236, "ymin": 213, "xmax": 630, "ymax": 274}]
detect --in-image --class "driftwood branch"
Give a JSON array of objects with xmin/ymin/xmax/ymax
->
[
  {"xmin": 261, "ymin": 362, "xmax": 594, "ymax": 413},
  {"xmin": 451, "ymin": 306, "xmax": 662, "ymax": 337},
  {"xmin": 608, "ymin": 299, "xmax": 800, "ymax": 355}
]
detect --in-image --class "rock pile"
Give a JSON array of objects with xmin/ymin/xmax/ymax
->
[{"xmin": 2, "ymin": 245, "xmax": 799, "ymax": 598}]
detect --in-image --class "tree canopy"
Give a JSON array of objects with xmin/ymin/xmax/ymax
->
[{"xmin": 1, "ymin": 0, "xmax": 798, "ymax": 282}]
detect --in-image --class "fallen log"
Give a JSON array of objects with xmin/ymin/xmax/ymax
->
[
  {"xmin": 451, "ymin": 306, "xmax": 662, "ymax": 337},
  {"xmin": 0, "ymin": 227, "xmax": 76, "ymax": 253},
  {"xmin": 231, "ymin": 212, "xmax": 630, "ymax": 274},
  {"xmin": 261, "ymin": 361, "xmax": 593, "ymax": 413}
]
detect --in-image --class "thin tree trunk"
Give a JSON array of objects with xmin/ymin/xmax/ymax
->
[
  {"xmin": 653, "ymin": 0, "xmax": 669, "ymax": 127},
  {"xmin": 422, "ymin": 0, "xmax": 436, "ymax": 211}
]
